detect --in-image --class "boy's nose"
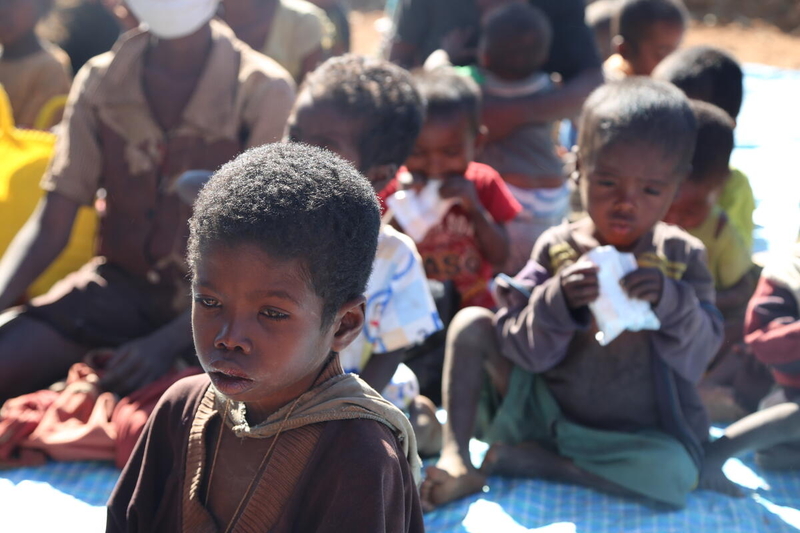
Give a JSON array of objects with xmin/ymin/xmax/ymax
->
[{"xmin": 214, "ymin": 320, "xmax": 253, "ymax": 355}]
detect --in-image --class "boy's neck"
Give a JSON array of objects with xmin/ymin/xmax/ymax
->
[
  {"xmin": 1, "ymin": 31, "xmax": 43, "ymax": 60},
  {"xmin": 146, "ymin": 24, "xmax": 213, "ymax": 75}
]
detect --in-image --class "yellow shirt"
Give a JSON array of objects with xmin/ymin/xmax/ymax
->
[
  {"xmin": 717, "ymin": 167, "xmax": 755, "ymax": 251},
  {"xmin": 688, "ymin": 205, "xmax": 752, "ymax": 290}
]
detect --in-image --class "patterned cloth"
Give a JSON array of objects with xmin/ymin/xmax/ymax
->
[{"xmin": 339, "ymin": 225, "xmax": 442, "ymax": 375}]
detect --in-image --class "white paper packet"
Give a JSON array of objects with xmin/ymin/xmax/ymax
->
[
  {"xmin": 586, "ymin": 245, "xmax": 661, "ymax": 346},
  {"xmin": 385, "ymin": 178, "xmax": 457, "ymax": 242}
]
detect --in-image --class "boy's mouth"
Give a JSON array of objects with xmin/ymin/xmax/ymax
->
[{"xmin": 207, "ymin": 364, "xmax": 254, "ymax": 396}]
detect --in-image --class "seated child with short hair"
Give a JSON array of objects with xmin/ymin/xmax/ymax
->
[
  {"xmin": 460, "ymin": 3, "xmax": 569, "ymax": 275},
  {"xmin": 605, "ymin": 0, "xmax": 687, "ymax": 78},
  {"xmin": 287, "ymin": 54, "xmax": 444, "ymax": 454},
  {"xmin": 654, "ymin": 46, "xmax": 755, "ymax": 250},
  {"xmin": 664, "ymin": 100, "xmax": 760, "ymax": 421},
  {"xmin": 0, "ymin": 0, "xmax": 72, "ymax": 129},
  {"xmin": 424, "ymin": 78, "xmax": 722, "ymax": 510},
  {"xmin": 107, "ymin": 143, "xmax": 424, "ymax": 532},
  {"xmin": 379, "ymin": 68, "xmax": 522, "ymax": 309}
]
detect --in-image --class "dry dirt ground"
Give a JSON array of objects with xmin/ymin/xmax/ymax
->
[{"xmin": 350, "ymin": 11, "xmax": 800, "ymax": 70}]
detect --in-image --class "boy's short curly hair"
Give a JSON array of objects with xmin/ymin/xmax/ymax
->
[
  {"xmin": 188, "ymin": 143, "xmax": 381, "ymax": 328},
  {"xmin": 614, "ymin": 0, "xmax": 688, "ymax": 49},
  {"xmin": 299, "ymin": 54, "xmax": 425, "ymax": 173},
  {"xmin": 480, "ymin": 2, "xmax": 553, "ymax": 79},
  {"xmin": 652, "ymin": 46, "xmax": 744, "ymax": 121},
  {"xmin": 578, "ymin": 78, "xmax": 697, "ymax": 175},
  {"xmin": 415, "ymin": 68, "xmax": 482, "ymax": 135},
  {"xmin": 687, "ymin": 100, "xmax": 735, "ymax": 185}
]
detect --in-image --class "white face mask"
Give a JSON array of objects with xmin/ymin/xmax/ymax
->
[{"xmin": 126, "ymin": 0, "xmax": 220, "ymax": 40}]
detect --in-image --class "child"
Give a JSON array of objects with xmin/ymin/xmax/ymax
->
[
  {"xmin": 107, "ymin": 143, "xmax": 424, "ymax": 532},
  {"xmin": 424, "ymin": 79, "xmax": 724, "ymax": 510},
  {"xmin": 742, "ymin": 245, "xmax": 800, "ymax": 469},
  {"xmin": 664, "ymin": 101, "xmax": 755, "ymax": 314},
  {"xmin": 286, "ymin": 54, "xmax": 444, "ymax": 454},
  {"xmin": 379, "ymin": 68, "xmax": 522, "ymax": 309},
  {"xmin": 462, "ymin": 3, "xmax": 569, "ymax": 276},
  {"xmin": 604, "ymin": 0, "xmax": 687, "ymax": 78},
  {"xmin": 0, "ymin": 0, "xmax": 295, "ymax": 402},
  {"xmin": 663, "ymin": 100, "xmax": 761, "ymax": 421},
  {"xmin": 0, "ymin": 0, "xmax": 72, "ymax": 129},
  {"xmin": 654, "ymin": 46, "xmax": 755, "ymax": 250}
]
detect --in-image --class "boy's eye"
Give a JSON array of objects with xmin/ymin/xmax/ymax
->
[
  {"xmin": 644, "ymin": 187, "xmax": 661, "ymax": 196},
  {"xmin": 195, "ymin": 297, "xmax": 220, "ymax": 308},
  {"xmin": 260, "ymin": 308, "xmax": 289, "ymax": 320},
  {"xmin": 597, "ymin": 179, "xmax": 616, "ymax": 188}
]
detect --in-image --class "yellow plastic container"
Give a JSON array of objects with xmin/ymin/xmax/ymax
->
[{"xmin": 0, "ymin": 85, "xmax": 97, "ymax": 298}]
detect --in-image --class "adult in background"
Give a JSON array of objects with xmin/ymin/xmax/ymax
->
[
  {"xmin": 0, "ymin": 0, "xmax": 295, "ymax": 403},
  {"xmin": 389, "ymin": 0, "xmax": 603, "ymax": 141}
]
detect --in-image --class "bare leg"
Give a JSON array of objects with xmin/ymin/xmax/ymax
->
[
  {"xmin": 481, "ymin": 441, "xmax": 639, "ymax": 500},
  {"xmin": 420, "ymin": 307, "xmax": 512, "ymax": 511},
  {"xmin": 0, "ymin": 310, "xmax": 89, "ymax": 403},
  {"xmin": 409, "ymin": 394, "xmax": 442, "ymax": 458},
  {"xmin": 701, "ymin": 401, "xmax": 800, "ymax": 495}
]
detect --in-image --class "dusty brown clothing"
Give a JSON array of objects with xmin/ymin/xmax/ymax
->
[
  {"xmin": 25, "ymin": 21, "xmax": 295, "ymax": 346},
  {"xmin": 0, "ymin": 43, "xmax": 72, "ymax": 128},
  {"xmin": 107, "ymin": 361, "xmax": 424, "ymax": 532},
  {"xmin": 496, "ymin": 219, "xmax": 724, "ymax": 446}
]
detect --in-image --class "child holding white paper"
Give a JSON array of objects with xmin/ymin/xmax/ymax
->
[{"xmin": 423, "ymin": 79, "xmax": 735, "ymax": 511}]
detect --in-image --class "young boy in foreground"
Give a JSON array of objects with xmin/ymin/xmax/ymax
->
[
  {"xmin": 605, "ymin": 0, "xmax": 687, "ymax": 78},
  {"xmin": 287, "ymin": 54, "xmax": 444, "ymax": 454},
  {"xmin": 424, "ymin": 79, "xmax": 723, "ymax": 510},
  {"xmin": 379, "ymin": 69, "xmax": 521, "ymax": 309},
  {"xmin": 107, "ymin": 143, "xmax": 424, "ymax": 532}
]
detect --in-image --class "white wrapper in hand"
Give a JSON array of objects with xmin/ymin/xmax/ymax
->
[
  {"xmin": 586, "ymin": 245, "xmax": 661, "ymax": 346},
  {"xmin": 386, "ymin": 178, "xmax": 457, "ymax": 242}
]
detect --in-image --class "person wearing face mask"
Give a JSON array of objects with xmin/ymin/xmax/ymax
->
[{"xmin": 0, "ymin": 0, "xmax": 295, "ymax": 403}]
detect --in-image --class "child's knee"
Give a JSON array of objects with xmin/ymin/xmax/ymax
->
[{"xmin": 447, "ymin": 307, "xmax": 495, "ymax": 348}]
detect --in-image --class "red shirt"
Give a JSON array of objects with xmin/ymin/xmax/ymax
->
[{"xmin": 379, "ymin": 162, "xmax": 521, "ymax": 308}]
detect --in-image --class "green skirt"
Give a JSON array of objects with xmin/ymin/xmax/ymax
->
[{"xmin": 477, "ymin": 366, "xmax": 699, "ymax": 508}]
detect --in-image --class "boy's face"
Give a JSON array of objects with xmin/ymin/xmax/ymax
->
[
  {"xmin": 663, "ymin": 180, "xmax": 719, "ymax": 230},
  {"xmin": 286, "ymin": 94, "xmax": 367, "ymax": 181},
  {"xmin": 623, "ymin": 21, "xmax": 685, "ymax": 76},
  {"xmin": 0, "ymin": 0, "xmax": 41, "ymax": 46},
  {"xmin": 580, "ymin": 141, "xmax": 683, "ymax": 250},
  {"xmin": 192, "ymin": 242, "xmax": 363, "ymax": 422},
  {"xmin": 405, "ymin": 115, "xmax": 480, "ymax": 182}
]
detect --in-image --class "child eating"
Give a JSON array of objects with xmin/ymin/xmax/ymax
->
[
  {"xmin": 379, "ymin": 68, "xmax": 521, "ymax": 309},
  {"xmin": 605, "ymin": 0, "xmax": 687, "ymax": 78},
  {"xmin": 423, "ymin": 78, "xmax": 721, "ymax": 510},
  {"xmin": 107, "ymin": 143, "xmax": 424, "ymax": 531}
]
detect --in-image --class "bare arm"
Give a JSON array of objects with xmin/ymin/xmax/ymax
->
[
  {"xmin": 359, "ymin": 349, "xmax": 405, "ymax": 393},
  {"xmin": 716, "ymin": 267, "xmax": 759, "ymax": 314},
  {"xmin": 470, "ymin": 205, "xmax": 510, "ymax": 266},
  {"xmin": 482, "ymin": 68, "xmax": 603, "ymax": 143},
  {"xmin": 0, "ymin": 192, "xmax": 79, "ymax": 310}
]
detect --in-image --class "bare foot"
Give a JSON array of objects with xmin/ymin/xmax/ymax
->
[
  {"xmin": 409, "ymin": 395, "xmax": 443, "ymax": 458},
  {"xmin": 698, "ymin": 462, "xmax": 745, "ymax": 497},
  {"xmin": 420, "ymin": 451, "xmax": 486, "ymax": 512},
  {"xmin": 698, "ymin": 385, "xmax": 749, "ymax": 424}
]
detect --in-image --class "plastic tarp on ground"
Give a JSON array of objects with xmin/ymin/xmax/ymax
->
[{"xmin": 1, "ymin": 64, "xmax": 799, "ymax": 532}]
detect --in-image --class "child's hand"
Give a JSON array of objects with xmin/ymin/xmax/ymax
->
[
  {"xmin": 620, "ymin": 267, "xmax": 664, "ymax": 305},
  {"xmin": 560, "ymin": 261, "xmax": 599, "ymax": 310},
  {"xmin": 439, "ymin": 175, "xmax": 481, "ymax": 214}
]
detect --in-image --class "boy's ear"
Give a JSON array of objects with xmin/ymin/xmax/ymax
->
[
  {"xmin": 613, "ymin": 35, "xmax": 629, "ymax": 59},
  {"xmin": 330, "ymin": 296, "xmax": 366, "ymax": 353},
  {"xmin": 474, "ymin": 125, "xmax": 489, "ymax": 155}
]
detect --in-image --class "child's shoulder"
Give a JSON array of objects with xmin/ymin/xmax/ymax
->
[
  {"xmin": 153, "ymin": 373, "xmax": 213, "ymax": 424},
  {"xmin": 465, "ymin": 161, "xmax": 505, "ymax": 184},
  {"xmin": 654, "ymin": 221, "xmax": 707, "ymax": 256},
  {"xmin": 317, "ymin": 418, "xmax": 407, "ymax": 470},
  {"xmin": 379, "ymin": 224, "xmax": 419, "ymax": 256}
]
